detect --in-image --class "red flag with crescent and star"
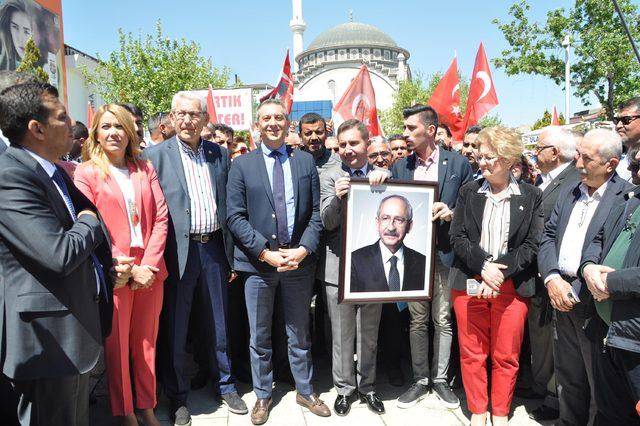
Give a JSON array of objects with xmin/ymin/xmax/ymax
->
[
  {"xmin": 463, "ymin": 43, "xmax": 499, "ymax": 132},
  {"xmin": 260, "ymin": 50, "xmax": 294, "ymax": 114},
  {"xmin": 333, "ymin": 64, "xmax": 381, "ymax": 137},
  {"xmin": 428, "ymin": 57, "xmax": 463, "ymax": 140},
  {"xmin": 551, "ymin": 105, "xmax": 560, "ymax": 126}
]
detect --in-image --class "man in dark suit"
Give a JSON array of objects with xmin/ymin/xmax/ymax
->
[
  {"xmin": 539, "ymin": 129, "xmax": 630, "ymax": 425},
  {"xmin": 320, "ymin": 119, "xmax": 389, "ymax": 416},
  {"xmin": 391, "ymin": 104, "xmax": 472, "ymax": 409},
  {"xmin": 0, "ymin": 82, "xmax": 116, "ymax": 426},
  {"xmin": 351, "ymin": 195, "xmax": 426, "ymax": 293},
  {"xmin": 527, "ymin": 126, "xmax": 580, "ymax": 421},
  {"xmin": 143, "ymin": 91, "xmax": 247, "ymax": 425},
  {"xmin": 227, "ymin": 99, "xmax": 330, "ymax": 425}
]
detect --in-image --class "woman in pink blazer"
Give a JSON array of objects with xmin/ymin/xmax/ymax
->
[{"xmin": 74, "ymin": 104, "xmax": 168, "ymax": 426}]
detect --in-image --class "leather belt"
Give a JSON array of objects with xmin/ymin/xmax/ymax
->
[{"xmin": 190, "ymin": 232, "xmax": 216, "ymax": 243}]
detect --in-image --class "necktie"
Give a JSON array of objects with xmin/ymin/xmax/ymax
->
[
  {"xmin": 534, "ymin": 174, "xmax": 543, "ymax": 187},
  {"xmin": 388, "ymin": 255, "xmax": 400, "ymax": 292},
  {"xmin": 51, "ymin": 169, "xmax": 108, "ymax": 298},
  {"xmin": 352, "ymin": 169, "xmax": 364, "ymax": 177},
  {"xmin": 270, "ymin": 150, "xmax": 290, "ymax": 246}
]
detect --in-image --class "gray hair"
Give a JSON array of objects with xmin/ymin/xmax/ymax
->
[
  {"xmin": 583, "ymin": 129, "xmax": 622, "ymax": 161},
  {"xmin": 171, "ymin": 91, "xmax": 207, "ymax": 112},
  {"xmin": 377, "ymin": 195, "xmax": 413, "ymax": 222},
  {"xmin": 539, "ymin": 127, "xmax": 576, "ymax": 161},
  {"xmin": 369, "ymin": 136, "xmax": 390, "ymax": 149}
]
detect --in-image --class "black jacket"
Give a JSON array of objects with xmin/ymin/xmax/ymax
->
[
  {"xmin": 350, "ymin": 241, "xmax": 425, "ymax": 293},
  {"xmin": 449, "ymin": 179, "xmax": 544, "ymax": 297},
  {"xmin": 580, "ymin": 189, "xmax": 640, "ymax": 353}
]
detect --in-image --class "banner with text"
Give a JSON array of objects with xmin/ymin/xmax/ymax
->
[{"xmin": 190, "ymin": 88, "xmax": 253, "ymax": 131}]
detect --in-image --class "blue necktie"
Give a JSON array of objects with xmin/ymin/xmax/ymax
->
[
  {"xmin": 270, "ymin": 150, "xmax": 290, "ymax": 246},
  {"xmin": 388, "ymin": 255, "xmax": 400, "ymax": 291},
  {"xmin": 352, "ymin": 169, "xmax": 364, "ymax": 177},
  {"xmin": 51, "ymin": 169, "xmax": 108, "ymax": 299}
]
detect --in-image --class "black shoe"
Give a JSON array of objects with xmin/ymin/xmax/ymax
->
[
  {"xmin": 397, "ymin": 382, "xmax": 430, "ymax": 408},
  {"xmin": 387, "ymin": 367, "xmax": 405, "ymax": 387},
  {"xmin": 433, "ymin": 382, "xmax": 460, "ymax": 409},
  {"xmin": 359, "ymin": 392, "xmax": 385, "ymax": 414},
  {"xmin": 222, "ymin": 392, "xmax": 248, "ymax": 414},
  {"xmin": 529, "ymin": 405, "xmax": 559, "ymax": 421},
  {"xmin": 190, "ymin": 369, "xmax": 209, "ymax": 390},
  {"xmin": 171, "ymin": 405, "xmax": 192, "ymax": 426},
  {"xmin": 515, "ymin": 387, "xmax": 545, "ymax": 400},
  {"xmin": 334, "ymin": 394, "xmax": 355, "ymax": 416}
]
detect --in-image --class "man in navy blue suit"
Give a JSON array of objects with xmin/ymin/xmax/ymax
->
[
  {"xmin": 226, "ymin": 99, "xmax": 330, "ymax": 425},
  {"xmin": 392, "ymin": 105, "xmax": 473, "ymax": 409}
]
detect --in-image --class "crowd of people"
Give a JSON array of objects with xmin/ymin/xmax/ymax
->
[{"xmin": 1, "ymin": 68, "xmax": 640, "ymax": 426}]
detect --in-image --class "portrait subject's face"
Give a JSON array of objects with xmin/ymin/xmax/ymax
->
[
  {"xmin": 9, "ymin": 10, "xmax": 31, "ymax": 59},
  {"xmin": 376, "ymin": 197, "xmax": 412, "ymax": 253}
]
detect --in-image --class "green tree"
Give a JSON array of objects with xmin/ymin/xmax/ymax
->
[
  {"xmin": 531, "ymin": 109, "xmax": 567, "ymax": 130},
  {"xmin": 381, "ymin": 73, "xmax": 474, "ymax": 135},
  {"xmin": 83, "ymin": 20, "xmax": 230, "ymax": 119},
  {"xmin": 15, "ymin": 37, "xmax": 49, "ymax": 83},
  {"xmin": 494, "ymin": 0, "xmax": 640, "ymax": 120}
]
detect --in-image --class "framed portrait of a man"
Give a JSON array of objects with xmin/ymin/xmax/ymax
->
[{"xmin": 339, "ymin": 179, "xmax": 438, "ymax": 304}]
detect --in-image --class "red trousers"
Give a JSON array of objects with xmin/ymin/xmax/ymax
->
[
  {"xmin": 104, "ymin": 248, "xmax": 164, "ymax": 416},
  {"xmin": 452, "ymin": 279, "xmax": 529, "ymax": 416}
]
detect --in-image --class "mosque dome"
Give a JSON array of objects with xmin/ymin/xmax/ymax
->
[{"xmin": 306, "ymin": 22, "xmax": 398, "ymax": 52}]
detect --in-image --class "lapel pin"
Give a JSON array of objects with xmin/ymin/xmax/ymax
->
[
  {"xmin": 442, "ymin": 160, "xmax": 447, "ymax": 165},
  {"xmin": 208, "ymin": 150, "xmax": 212, "ymax": 154},
  {"xmin": 519, "ymin": 205, "xmax": 524, "ymax": 210}
]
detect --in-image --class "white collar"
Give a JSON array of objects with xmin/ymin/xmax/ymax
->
[
  {"xmin": 478, "ymin": 175, "xmax": 521, "ymax": 198},
  {"xmin": 579, "ymin": 177, "xmax": 611, "ymax": 201},
  {"xmin": 547, "ymin": 161, "xmax": 571, "ymax": 181},
  {"xmin": 24, "ymin": 148, "xmax": 57, "ymax": 178},
  {"xmin": 379, "ymin": 240, "xmax": 404, "ymax": 263}
]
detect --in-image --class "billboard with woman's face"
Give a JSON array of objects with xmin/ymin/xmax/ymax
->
[{"xmin": 0, "ymin": 0, "xmax": 65, "ymax": 99}]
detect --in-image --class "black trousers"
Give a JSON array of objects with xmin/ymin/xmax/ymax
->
[
  {"xmin": 592, "ymin": 339, "xmax": 640, "ymax": 426},
  {"xmin": 14, "ymin": 372, "xmax": 90, "ymax": 426}
]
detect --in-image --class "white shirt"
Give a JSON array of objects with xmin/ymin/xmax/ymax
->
[
  {"xmin": 617, "ymin": 154, "xmax": 633, "ymax": 182},
  {"xmin": 109, "ymin": 165, "xmax": 144, "ymax": 248},
  {"xmin": 538, "ymin": 161, "xmax": 571, "ymax": 191},
  {"xmin": 546, "ymin": 180, "xmax": 609, "ymax": 281},
  {"xmin": 379, "ymin": 240, "xmax": 405, "ymax": 291},
  {"xmin": 0, "ymin": 130, "xmax": 8, "ymax": 148},
  {"xmin": 25, "ymin": 149, "xmax": 100, "ymax": 293},
  {"xmin": 478, "ymin": 176, "xmax": 521, "ymax": 260}
]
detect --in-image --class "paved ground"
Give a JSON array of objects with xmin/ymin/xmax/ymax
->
[{"xmin": 89, "ymin": 353, "xmax": 553, "ymax": 426}]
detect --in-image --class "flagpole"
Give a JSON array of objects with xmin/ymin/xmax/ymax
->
[
  {"xmin": 562, "ymin": 35, "xmax": 571, "ymax": 124},
  {"xmin": 612, "ymin": 0, "xmax": 640, "ymax": 65}
]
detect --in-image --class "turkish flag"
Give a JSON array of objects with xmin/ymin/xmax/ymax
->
[
  {"xmin": 207, "ymin": 84, "xmax": 218, "ymax": 124},
  {"xmin": 551, "ymin": 105, "xmax": 560, "ymax": 126},
  {"xmin": 87, "ymin": 101, "xmax": 94, "ymax": 128},
  {"xmin": 463, "ymin": 43, "xmax": 499, "ymax": 132},
  {"xmin": 428, "ymin": 57, "xmax": 463, "ymax": 140},
  {"xmin": 333, "ymin": 64, "xmax": 381, "ymax": 137},
  {"xmin": 260, "ymin": 50, "xmax": 294, "ymax": 114}
]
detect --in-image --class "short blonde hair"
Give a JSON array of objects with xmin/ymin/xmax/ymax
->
[
  {"xmin": 476, "ymin": 126, "xmax": 523, "ymax": 164},
  {"xmin": 82, "ymin": 104, "xmax": 142, "ymax": 177}
]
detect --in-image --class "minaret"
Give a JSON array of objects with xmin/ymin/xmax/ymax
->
[{"xmin": 290, "ymin": 0, "xmax": 306, "ymax": 72}]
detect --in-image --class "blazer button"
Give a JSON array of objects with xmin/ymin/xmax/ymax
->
[
  {"xmin": 272, "ymin": 234, "xmax": 276, "ymax": 239},
  {"xmin": 186, "ymin": 209, "xmax": 190, "ymax": 214},
  {"xmin": 272, "ymin": 213, "xmax": 276, "ymax": 218},
  {"xmin": 184, "ymin": 233, "xmax": 189, "ymax": 238}
]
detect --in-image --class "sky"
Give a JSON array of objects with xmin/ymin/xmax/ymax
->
[{"xmin": 61, "ymin": 0, "xmax": 639, "ymax": 127}]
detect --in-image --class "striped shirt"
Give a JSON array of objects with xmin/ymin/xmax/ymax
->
[
  {"xmin": 177, "ymin": 139, "xmax": 219, "ymax": 233},
  {"xmin": 414, "ymin": 146, "xmax": 439, "ymax": 182},
  {"xmin": 478, "ymin": 176, "xmax": 521, "ymax": 260}
]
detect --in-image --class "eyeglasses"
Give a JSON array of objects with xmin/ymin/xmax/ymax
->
[
  {"xmin": 368, "ymin": 151, "xmax": 391, "ymax": 160},
  {"xmin": 534, "ymin": 145, "xmax": 555, "ymax": 154},
  {"xmin": 378, "ymin": 215, "xmax": 409, "ymax": 226},
  {"xmin": 173, "ymin": 110, "xmax": 203, "ymax": 120},
  {"xmin": 613, "ymin": 115, "xmax": 640, "ymax": 126},
  {"xmin": 476, "ymin": 155, "xmax": 499, "ymax": 163}
]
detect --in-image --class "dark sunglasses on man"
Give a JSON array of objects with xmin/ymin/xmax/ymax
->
[{"xmin": 613, "ymin": 115, "xmax": 640, "ymax": 126}]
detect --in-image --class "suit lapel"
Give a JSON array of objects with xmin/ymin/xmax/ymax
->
[
  {"xmin": 129, "ymin": 162, "xmax": 144, "ymax": 228},
  {"xmin": 288, "ymin": 146, "xmax": 299, "ymax": 209},
  {"xmin": 542, "ymin": 162, "xmax": 575, "ymax": 201},
  {"xmin": 470, "ymin": 189, "xmax": 487, "ymax": 232},
  {"xmin": 202, "ymin": 142, "xmax": 218, "ymax": 202},
  {"xmin": 556, "ymin": 186, "xmax": 581, "ymax": 251},
  {"xmin": 166, "ymin": 138, "xmax": 189, "ymax": 196},
  {"xmin": 508, "ymin": 192, "xmax": 529, "ymax": 245},
  {"xmin": 105, "ymin": 171, "xmax": 128, "ymax": 218},
  {"xmin": 437, "ymin": 150, "xmax": 449, "ymax": 199},
  {"xmin": 372, "ymin": 243, "xmax": 388, "ymax": 289},
  {"xmin": 256, "ymin": 148, "xmax": 276, "ymax": 210}
]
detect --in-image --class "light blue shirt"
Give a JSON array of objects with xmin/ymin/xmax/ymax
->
[{"xmin": 261, "ymin": 142, "xmax": 295, "ymax": 239}]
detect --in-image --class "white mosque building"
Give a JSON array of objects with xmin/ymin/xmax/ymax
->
[{"xmin": 289, "ymin": 0, "xmax": 411, "ymax": 120}]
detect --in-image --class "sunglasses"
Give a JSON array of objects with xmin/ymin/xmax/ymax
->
[{"xmin": 613, "ymin": 115, "xmax": 640, "ymax": 126}]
